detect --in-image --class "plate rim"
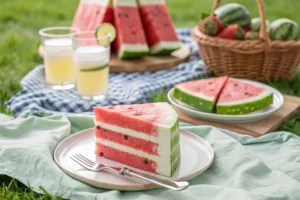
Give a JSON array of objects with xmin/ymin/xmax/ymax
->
[
  {"xmin": 168, "ymin": 78, "xmax": 284, "ymax": 121},
  {"xmin": 53, "ymin": 128, "xmax": 214, "ymax": 191}
]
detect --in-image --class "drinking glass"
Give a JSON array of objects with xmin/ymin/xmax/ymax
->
[
  {"xmin": 39, "ymin": 26, "xmax": 80, "ymax": 90},
  {"xmin": 72, "ymin": 31, "xmax": 111, "ymax": 101}
]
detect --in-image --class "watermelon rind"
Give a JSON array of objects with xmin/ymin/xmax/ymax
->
[
  {"xmin": 173, "ymin": 87, "xmax": 214, "ymax": 113},
  {"xmin": 118, "ymin": 44, "xmax": 149, "ymax": 59},
  {"xmin": 269, "ymin": 18, "xmax": 299, "ymax": 41},
  {"xmin": 251, "ymin": 17, "xmax": 270, "ymax": 32},
  {"xmin": 150, "ymin": 41, "xmax": 182, "ymax": 55},
  {"xmin": 215, "ymin": 3, "xmax": 251, "ymax": 28},
  {"xmin": 216, "ymin": 91, "xmax": 273, "ymax": 115}
]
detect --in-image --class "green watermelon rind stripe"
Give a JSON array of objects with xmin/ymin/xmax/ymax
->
[
  {"xmin": 151, "ymin": 48, "xmax": 177, "ymax": 56},
  {"xmin": 215, "ymin": 5, "xmax": 251, "ymax": 28},
  {"xmin": 270, "ymin": 19, "xmax": 299, "ymax": 40},
  {"xmin": 173, "ymin": 87, "xmax": 214, "ymax": 113},
  {"xmin": 216, "ymin": 93, "xmax": 273, "ymax": 115},
  {"xmin": 80, "ymin": 64, "xmax": 109, "ymax": 72},
  {"xmin": 169, "ymin": 118, "xmax": 180, "ymax": 176},
  {"xmin": 119, "ymin": 50, "xmax": 149, "ymax": 59}
]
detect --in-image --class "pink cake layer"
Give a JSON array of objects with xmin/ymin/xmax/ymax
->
[
  {"xmin": 95, "ymin": 126, "xmax": 158, "ymax": 155},
  {"xmin": 95, "ymin": 144, "xmax": 157, "ymax": 173},
  {"xmin": 94, "ymin": 106, "xmax": 159, "ymax": 136}
]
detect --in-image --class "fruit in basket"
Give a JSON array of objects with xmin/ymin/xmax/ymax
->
[
  {"xmin": 216, "ymin": 78, "xmax": 273, "ymax": 115},
  {"xmin": 245, "ymin": 31, "xmax": 259, "ymax": 40},
  {"xmin": 113, "ymin": 0, "xmax": 149, "ymax": 59},
  {"xmin": 138, "ymin": 0, "xmax": 182, "ymax": 55},
  {"xmin": 251, "ymin": 17, "xmax": 270, "ymax": 32},
  {"xmin": 217, "ymin": 24, "xmax": 244, "ymax": 40},
  {"xmin": 214, "ymin": 3, "xmax": 251, "ymax": 29},
  {"xmin": 198, "ymin": 16, "xmax": 224, "ymax": 36},
  {"xmin": 173, "ymin": 76, "xmax": 229, "ymax": 113},
  {"xmin": 269, "ymin": 18, "xmax": 299, "ymax": 40}
]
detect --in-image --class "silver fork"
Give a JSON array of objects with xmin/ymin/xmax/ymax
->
[{"xmin": 70, "ymin": 153, "xmax": 189, "ymax": 191}]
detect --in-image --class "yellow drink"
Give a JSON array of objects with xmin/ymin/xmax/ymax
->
[
  {"xmin": 76, "ymin": 64, "xmax": 109, "ymax": 96},
  {"xmin": 74, "ymin": 46, "xmax": 110, "ymax": 100},
  {"xmin": 44, "ymin": 56, "xmax": 75, "ymax": 83},
  {"xmin": 43, "ymin": 38, "xmax": 75, "ymax": 85}
]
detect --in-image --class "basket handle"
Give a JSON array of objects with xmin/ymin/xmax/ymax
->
[{"xmin": 211, "ymin": 0, "xmax": 270, "ymax": 48}]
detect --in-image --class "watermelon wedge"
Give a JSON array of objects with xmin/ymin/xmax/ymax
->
[
  {"xmin": 72, "ymin": 0, "xmax": 113, "ymax": 31},
  {"xmin": 216, "ymin": 78, "xmax": 273, "ymax": 115},
  {"xmin": 137, "ymin": 0, "xmax": 181, "ymax": 55},
  {"xmin": 93, "ymin": 102, "xmax": 180, "ymax": 177},
  {"xmin": 113, "ymin": 0, "xmax": 149, "ymax": 59},
  {"xmin": 173, "ymin": 76, "xmax": 229, "ymax": 113}
]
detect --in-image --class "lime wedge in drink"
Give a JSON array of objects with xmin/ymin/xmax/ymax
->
[{"xmin": 96, "ymin": 23, "xmax": 116, "ymax": 46}]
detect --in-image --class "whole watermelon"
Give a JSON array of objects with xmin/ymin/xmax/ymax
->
[
  {"xmin": 215, "ymin": 3, "xmax": 252, "ymax": 29},
  {"xmin": 251, "ymin": 17, "xmax": 270, "ymax": 32},
  {"xmin": 269, "ymin": 18, "xmax": 299, "ymax": 40}
]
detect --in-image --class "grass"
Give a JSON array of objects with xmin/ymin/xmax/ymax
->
[{"xmin": 0, "ymin": 0, "xmax": 300, "ymax": 199}]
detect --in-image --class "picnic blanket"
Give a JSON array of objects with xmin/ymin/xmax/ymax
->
[
  {"xmin": 7, "ymin": 28, "xmax": 210, "ymax": 116},
  {"xmin": 1, "ymin": 112, "xmax": 300, "ymax": 200}
]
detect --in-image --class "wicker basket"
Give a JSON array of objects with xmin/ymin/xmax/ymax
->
[{"xmin": 192, "ymin": 0, "xmax": 300, "ymax": 81}]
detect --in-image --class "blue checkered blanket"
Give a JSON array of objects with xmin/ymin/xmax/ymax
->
[{"xmin": 7, "ymin": 29, "xmax": 210, "ymax": 116}]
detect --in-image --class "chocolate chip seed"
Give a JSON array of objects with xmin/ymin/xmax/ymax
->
[
  {"xmin": 124, "ymin": 135, "xmax": 129, "ymax": 140},
  {"xmin": 143, "ymin": 159, "xmax": 148, "ymax": 164},
  {"xmin": 100, "ymin": 152, "xmax": 104, "ymax": 157},
  {"xmin": 103, "ymin": 129, "xmax": 108, "ymax": 132},
  {"xmin": 96, "ymin": 126, "xmax": 101, "ymax": 130}
]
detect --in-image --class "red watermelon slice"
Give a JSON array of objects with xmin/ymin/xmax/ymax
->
[
  {"xmin": 173, "ymin": 76, "xmax": 229, "ymax": 113},
  {"xmin": 93, "ymin": 102, "xmax": 180, "ymax": 176},
  {"xmin": 113, "ymin": 0, "xmax": 149, "ymax": 59},
  {"xmin": 72, "ymin": 0, "xmax": 113, "ymax": 31},
  {"xmin": 216, "ymin": 78, "xmax": 273, "ymax": 114},
  {"xmin": 137, "ymin": 0, "xmax": 181, "ymax": 55}
]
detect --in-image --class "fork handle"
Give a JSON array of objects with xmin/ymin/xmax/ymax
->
[{"xmin": 121, "ymin": 168, "xmax": 189, "ymax": 191}]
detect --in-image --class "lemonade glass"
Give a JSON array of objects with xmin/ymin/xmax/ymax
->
[
  {"xmin": 72, "ymin": 31, "xmax": 111, "ymax": 101},
  {"xmin": 39, "ymin": 26, "xmax": 80, "ymax": 90}
]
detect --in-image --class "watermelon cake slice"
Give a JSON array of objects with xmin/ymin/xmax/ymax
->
[
  {"xmin": 137, "ymin": 0, "xmax": 182, "ymax": 55},
  {"xmin": 113, "ymin": 0, "xmax": 149, "ymax": 59},
  {"xmin": 93, "ymin": 102, "xmax": 180, "ymax": 177},
  {"xmin": 72, "ymin": 0, "xmax": 113, "ymax": 31},
  {"xmin": 216, "ymin": 78, "xmax": 273, "ymax": 115},
  {"xmin": 173, "ymin": 76, "xmax": 229, "ymax": 112}
]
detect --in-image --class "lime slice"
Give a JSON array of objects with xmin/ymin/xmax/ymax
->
[
  {"xmin": 95, "ymin": 23, "xmax": 116, "ymax": 46},
  {"xmin": 80, "ymin": 64, "xmax": 108, "ymax": 72}
]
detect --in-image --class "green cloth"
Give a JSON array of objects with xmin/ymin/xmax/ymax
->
[{"xmin": 0, "ymin": 112, "xmax": 300, "ymax": 200}]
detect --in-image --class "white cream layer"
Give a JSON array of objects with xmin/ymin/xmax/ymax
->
[
  {"xmin": 176, "ymin": 84, "xmax": 215, "ymax": 101},
  {"xmin": 113, "ymin": 0, "xmax": 137, "ymax": 6},
  {"xmin": 217, "ymin": 90, "xmax": 272, "ymax": 106},
  {"xmin": 137, "ymin": 0, "xmax": 165, "ymax": 5},
  {"xmin": 95, "ymin": 121, "xmax": 178, "ymax": 143},
  {"xmin": 150, "ymin": 41, "xmax": 182, "ymax": 54},
  {"xmin": 96, "ymin": 138, "xmax": 180, "ymax": 176}
]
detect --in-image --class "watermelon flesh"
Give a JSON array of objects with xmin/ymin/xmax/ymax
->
[
  {"xmin": 113, "ymin": 0, "xmax": 149, "ymax": 59},
  {"xmin": 72, "ymin": 0, "xmax": 113, "ymax": 31},
  {"xmin": 173, "ymin": 76, "xmax": 229, "ymax": 113},
  {"xmin": 93, "ymin": 102, "xmax": 180, "ymax": 176},
  {"xmin": 138, "ymin": 0, "xmax": 181, "ymax": 55},
  {"xmin": 216, "ymin": 78, "xmax": 273, "ymax": 115}
]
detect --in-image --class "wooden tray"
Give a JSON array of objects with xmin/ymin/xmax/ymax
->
[
  {"xmin": 38, "ymin": 44, "xmax": 191, "ymax": 73},
  {"xmin": 173, "ymin": 95, "xmax": 300, "ymax": 137}
]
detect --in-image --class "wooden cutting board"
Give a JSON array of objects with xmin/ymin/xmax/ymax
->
[{"xmin": 174, "ymin": 95, "xmax": 300, "ymax": 137}]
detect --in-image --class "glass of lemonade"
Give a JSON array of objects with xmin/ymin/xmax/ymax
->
[
  {"xmin": 72, "ymin": 31, "xmax": 110, "ymax": 101},
  {"xmin": 39, "ymin": 26, "xmax": 80, "ymax": 90}
]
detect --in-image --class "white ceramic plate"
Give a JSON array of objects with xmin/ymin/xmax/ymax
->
[
  {"xmin": 54, "ymin": 128, "xmax": 214, "ymax": 191},
  {"xmin": 168, "ymin": 79, "xmax": 284, "ymax": 123}
]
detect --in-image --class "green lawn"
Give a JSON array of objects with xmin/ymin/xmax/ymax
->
[{"xmin": 0, "ymin": 0, "xmax": 300, "ymax": 199}]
